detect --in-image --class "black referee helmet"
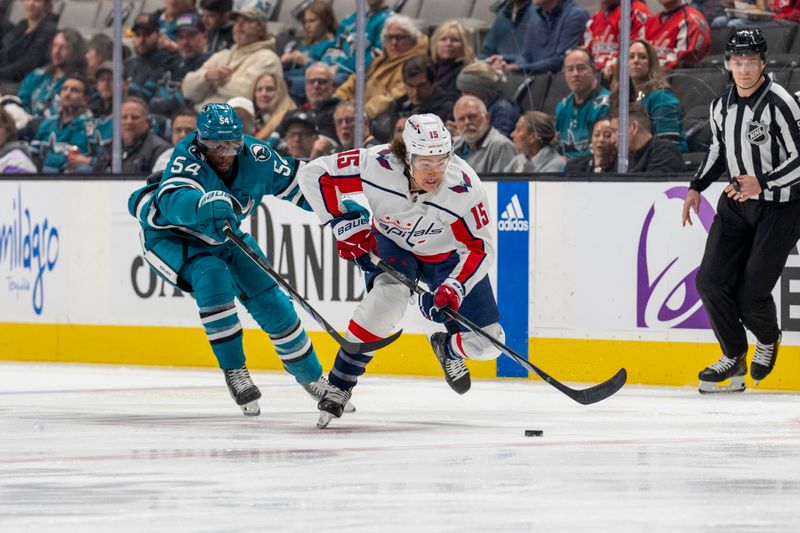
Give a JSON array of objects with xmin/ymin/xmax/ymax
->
[{"xmin": 725, "ymin": 28, "xmax": 768, "ymax": 60}]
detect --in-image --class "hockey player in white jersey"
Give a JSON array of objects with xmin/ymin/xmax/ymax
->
[{"xmin": 298, "ymin": 113, "xmax": 506, "ymax": 428}]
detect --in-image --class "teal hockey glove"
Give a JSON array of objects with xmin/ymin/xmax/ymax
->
[{"xmin": 196, "ymin": 191, "xmax": 237, "ymax": 242}]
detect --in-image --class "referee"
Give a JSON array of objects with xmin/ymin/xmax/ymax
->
[{"xmin": 681, "ymin": 28, "xmax": 800, "ymax": 393}]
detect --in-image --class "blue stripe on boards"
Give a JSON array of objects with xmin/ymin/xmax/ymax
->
[{"xmin": 496, "ymin": 182, "xmax": 529, "ymax": 378}]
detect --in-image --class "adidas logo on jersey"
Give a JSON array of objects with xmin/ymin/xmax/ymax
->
[{"xmin": 498, "ymin": 194, "xmax": 529, "ymax": 232}]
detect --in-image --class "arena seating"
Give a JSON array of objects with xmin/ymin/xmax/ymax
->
[
  {"xmin": 4, "ymin": 0, "xmax": 800, "ymax": 173},
  {"xmin": 702, "ymin": 23, "xmax": 798, "ymax": 67}
]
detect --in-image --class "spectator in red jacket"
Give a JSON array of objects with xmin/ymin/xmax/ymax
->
[
  {"xmin": 643, "ymin": 0, "xmax": 711, "ymax": 69},
  {"xmin": 717, "ymin": 0, "xmax": 800, "ymax": 27},
  {"xmin": 583, "ymin": 0, "xmax": 651, "ymax": 79},
  {"xmin": 771, "ymin": 0, "xmax": 800, "ymax": 22}
]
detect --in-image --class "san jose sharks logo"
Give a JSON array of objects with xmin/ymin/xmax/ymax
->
[
  {"xmin": 250, "ymin": 144, "xmax": 272, "ymax": 161},
  {"xmin": 376, "ymin": 148, "xmax": 392, "ymax": 170},
  {"xmin": 566, "ymin": 121, "xmax": 589, "ymax": 152},
  {"xmin": 449, "ymin": 171, "xmax": 473, "ymax": 193},
  {"xmin": 188, "ymin": 144, "xmax": 206, "ymax": 161}
]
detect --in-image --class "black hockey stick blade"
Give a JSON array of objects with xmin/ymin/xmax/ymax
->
[
  {"xmin": 223, "ymin": 224, "xmax": 401, "ymax": 354},
  {"xmin": 373, "ymin": 256, "xmax": 626, "ymax": 405},
  {"xmin": 511, "ymin": 356, "xmax": 627, "ymax": 406}
]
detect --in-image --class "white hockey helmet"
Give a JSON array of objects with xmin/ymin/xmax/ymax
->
[{"xmin": 402, "ymin": 113, "xmax": 452, "ymax": 161}]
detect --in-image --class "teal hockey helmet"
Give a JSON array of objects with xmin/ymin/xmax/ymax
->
[{"xmin": 197, "ymin": 103, "xmax": 244, "ymax": 156}]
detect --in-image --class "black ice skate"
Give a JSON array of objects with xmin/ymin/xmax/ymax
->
[
  {"xmin": 751, "ymin": 334, "xmax": 781, "ymax": 384},
  {"xmin": 430, "ymin": 332, "xmax": 471, "ymax": 394},
  {"xmin": 302, "ymin": 375, "xmax": 356, "ymax": 413},
  {"xmin": 316, "ymin": 382, "xmax": 352, "ymax": 429},
  {"xmin": 223, "ymin": 366, "xmax": 261, "ymax": 416},
  {"xmin": 698, "ymin": 353, "xmax": 746, "ymax": 394}
]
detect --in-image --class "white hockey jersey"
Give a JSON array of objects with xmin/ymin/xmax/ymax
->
[{"xmin": 297, "ymin": 145, "xmax": 496, "ymax": 295}]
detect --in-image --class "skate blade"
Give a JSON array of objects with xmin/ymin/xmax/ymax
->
[
  {"xmin": 240, "ymin": 400, "xmax": 261, "ymax": 416},
  {"xmin": 317, "ymin": 411, "xmax": 335, "ymax": 429},
  {"xmin": 698, "ymin": 377, "xmax": 746, "ymax": 394}
]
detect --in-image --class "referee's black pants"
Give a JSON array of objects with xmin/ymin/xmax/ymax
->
[{"xmin": 696, "ymin": 194, "xmax": 800, "ymax": 359}]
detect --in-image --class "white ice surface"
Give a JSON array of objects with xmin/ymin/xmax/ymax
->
[{"xmin": 2, "ymin": 362, "xmax": 800, "ymax": 532}]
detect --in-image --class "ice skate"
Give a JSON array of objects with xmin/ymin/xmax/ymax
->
[
  {"xmin": 429, "ymin": 332, "xmax": 471, "ymax": 394},
  {"xmin": 751, "ymin": 334, "xmax": 781, "ymax": 384},
  {"xmin": 698, "ymin": 353, "xmax": 746, "ymax": 394},
  {"xmin": 223, "ymin": 366, "xmax": 261, "ymax": 416},
  {"xmin": 302, "ymin": 375, "xmax": 356, "ymax": 413},
  {"xmin": 316, "ymin": 383, "xmax": 352, "ymax": 429}
]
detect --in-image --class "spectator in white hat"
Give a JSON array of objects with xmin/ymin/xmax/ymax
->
[{"xmin": 227, "ymin": 95, "xmax": 255, "ymax": 135}]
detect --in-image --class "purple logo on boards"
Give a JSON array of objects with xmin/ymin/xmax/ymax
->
[{"xmin": 637, "ymin": 186, "xmax": 714, "ymax": 329}]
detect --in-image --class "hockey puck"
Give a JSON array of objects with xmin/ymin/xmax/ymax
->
[{"xmin": 524, "ymin": 429, "xmax": 543, "ymax": 437}]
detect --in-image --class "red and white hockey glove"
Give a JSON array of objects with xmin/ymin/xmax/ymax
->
[
  {"xmin": 419, "ymin": 278, "xmax": 465, "ymax": 323},
  {"xmin": 434, "ymin": 278, "xmax": 464, "ymax": 312},
  {"xmin": 330, "ymin": 210, "xmax": 377, "ymax": 272}
]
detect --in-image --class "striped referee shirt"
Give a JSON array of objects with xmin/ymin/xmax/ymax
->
[{"xmin": 690, "ymin": 77, "xmax": 800, "ymax": 203}]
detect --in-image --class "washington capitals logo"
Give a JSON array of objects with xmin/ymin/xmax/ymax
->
[
  {"xmin": 376, "ymin": 148, "xmax": 392, "ymax": 170},
  {"xmin": 449, "ymin": 171, "xmax": 473, "ymax": 193}
]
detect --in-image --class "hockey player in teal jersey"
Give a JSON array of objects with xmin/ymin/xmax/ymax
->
[{"xmin": 128, "ymin": 103, "xmax": 352, "ymax": 416}]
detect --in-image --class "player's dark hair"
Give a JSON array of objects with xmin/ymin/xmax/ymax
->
[{"xmin": 389, "ymin": 136, "xmax": 411, "ymax": 174}]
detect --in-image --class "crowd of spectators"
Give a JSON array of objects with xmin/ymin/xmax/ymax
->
[{"xmin": 1, "ymin": 0, "xmax": 798, "ymax": 175}]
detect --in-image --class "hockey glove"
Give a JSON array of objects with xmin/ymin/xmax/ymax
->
[
  {"xmin": 195, "ymin": 191, "xmax": 238, "ymax": 243},
  {"xmin": 330, "ymin": 209, "xmax": 377, "ymax": 273},
  {"xmin": 341, "ymin": 198, "xmax": 370, "ymax": 223},
  {"xmin": 419, "ymin": 278, "xmax": 465, "ymax": 323}
]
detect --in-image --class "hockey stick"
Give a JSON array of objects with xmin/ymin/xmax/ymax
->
[
  {"xmin": 372, "ymin": 256, "xmax": 627, "ymax": 405},
  {"xmin": 223, "ymin": 223, "xmax": 402, "ymax": 354}
]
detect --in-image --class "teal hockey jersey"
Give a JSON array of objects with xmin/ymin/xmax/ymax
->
[{"xmin": 128, "ymin": 132, "xmax": 308, "ymax": 245}]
